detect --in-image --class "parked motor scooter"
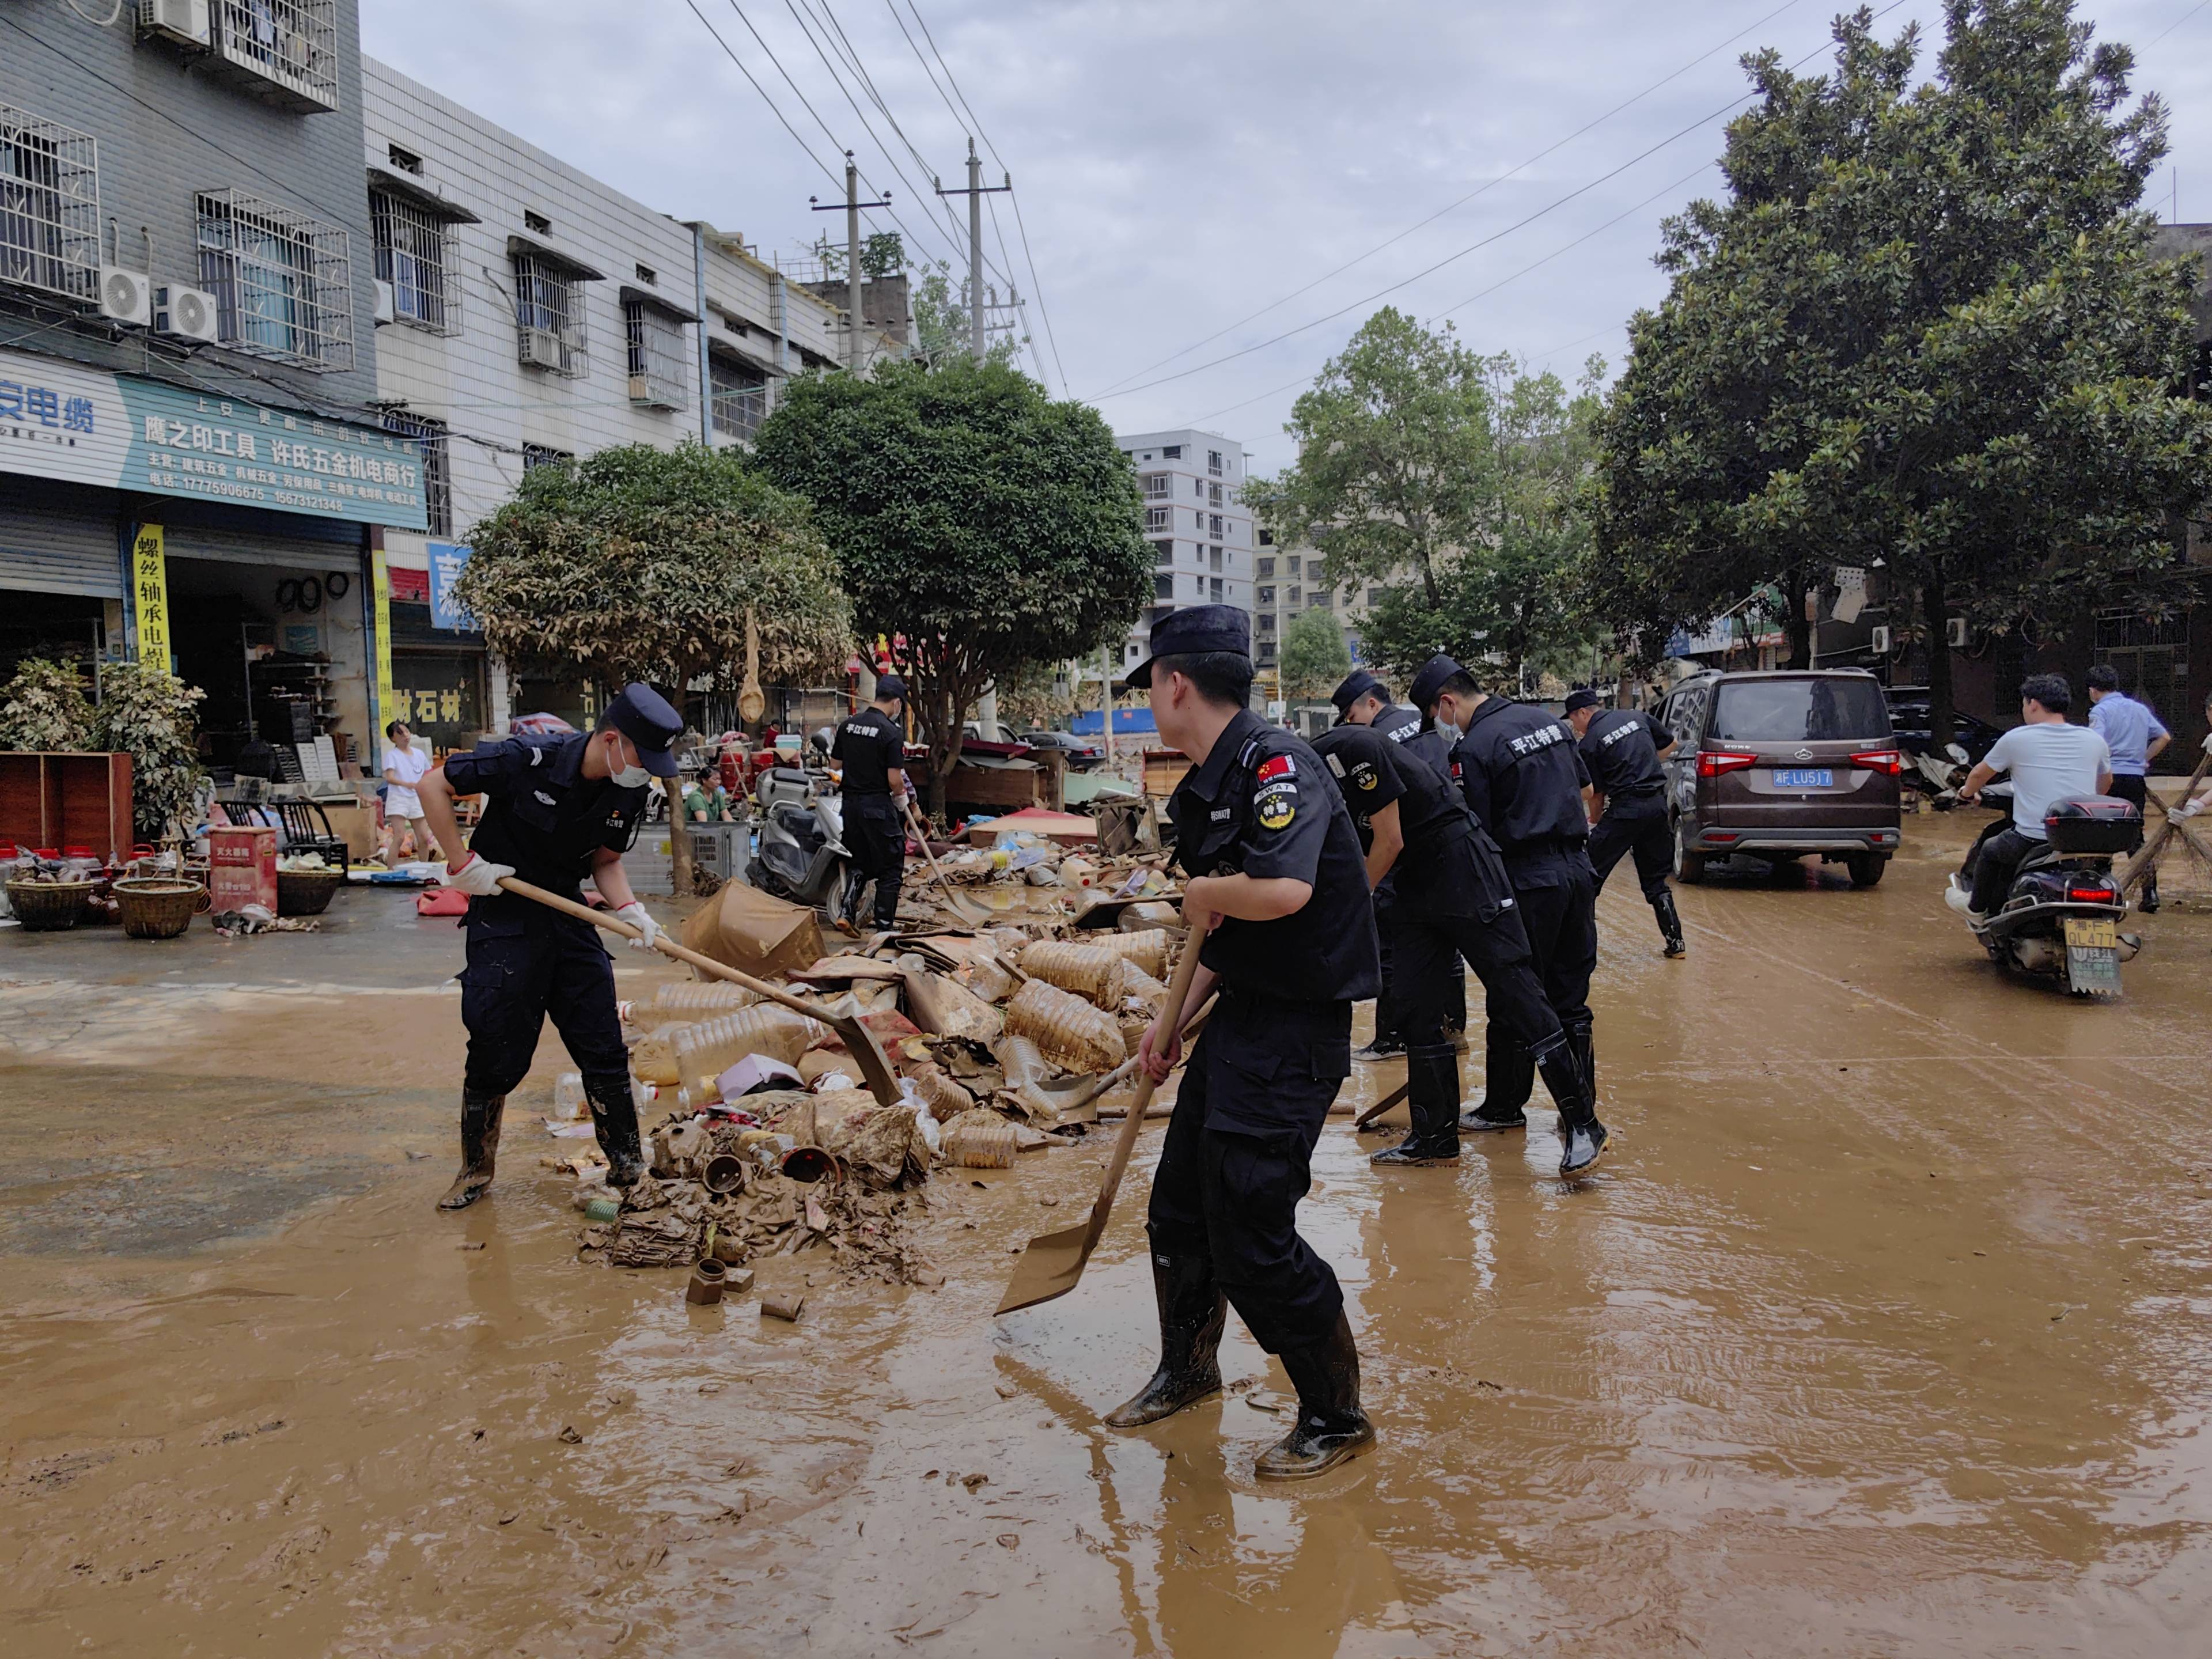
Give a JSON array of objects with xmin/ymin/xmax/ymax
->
[
  {"xmin": 1950, "ymin": 795, "xmax": 2143, "ymax": 997},
  {"xmin": 745, "ymin": 748, "xmax": 852, "ymax": 912}
]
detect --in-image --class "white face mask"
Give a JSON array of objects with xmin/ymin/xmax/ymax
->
[{"xmin": 606, "ymin": 734, "xmax": 650, "ymax": 790}]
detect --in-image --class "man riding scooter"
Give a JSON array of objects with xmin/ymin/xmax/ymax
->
[{"xmin": 1945, "ymin": 675, "xmax": 2113, "ymax": 922}]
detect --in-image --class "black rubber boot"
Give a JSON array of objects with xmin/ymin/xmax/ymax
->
[
  {"xmin": 438, "ymin": 1089, "xmax": 505, "ymax": 1210},
  {"xmin": 1356, "ymin": 984, "xmax": 1404, "ymax": 1060},
  {"xmin": 1462, "ymin": 1037, "xmax": 1532, "ymax": 1132},
  {"xmin": 1654, "ymin": 890, "xmax": 1687, "ymax": 957},
  {"xmin": 1255, "ymin": 1310, "xmax": 1376, "ymax": 1480},
  {"xmin": 1567, "ymin": 1017, "xmax": 1596, "ymax": 1112},
  {"xmin": 1371, "ymin": 1042, "xmax": 1461, "ymax": 1165},
  {"xmin": 1538, "ymin": 1037, "xmax": 1607, "ymax": 1177},
  {"xmin": 2141, "ymin": 872, "xmax": 2161, "ymax": 914},
  {"xmin": 873, "ymin": 869, "xmax": 903, "ymax": 932},
  {"xmin": 585, "ymin": 1075, "xmax": 646, "ymax": 1190},
  {"xmin": 1104, "ymin": 1252, "xmax": 1228, "ymax": 1427}
]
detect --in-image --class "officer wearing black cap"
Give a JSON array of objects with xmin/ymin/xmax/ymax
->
[
  {"xmin": 830, "ymin": 675, "xmax": 911, "ymax": 935},
  {"xmin": 1411, "ymin": 656, "xmax": 1608, "ymax": 1175},
  {"xmin": 1311, "ymin": 714, "xmax": 1588, "ymax": 1169},
  {"xmin": 1330, "ymin": 669, "xmax": 1465, "ymax": 1055},
  {"xmin": 1566, "ymin": 688, "xmax": 1684, "ymax": 959},
  {"xmin": 1111, "ymin": 605, "xmax": 1381, "ymax": 1482},
  {"xmin": 416, "ymin": 683, "xmax": 681, "ymax": 1209}
]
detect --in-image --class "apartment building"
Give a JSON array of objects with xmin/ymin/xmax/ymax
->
[
  {"xmin": 1251, "ymin": 535, "xmax": 1374, "ymax": 726},
  {"xmin": 1112, "ymin": 426, "xmax": 1251, "ymax": 675}
]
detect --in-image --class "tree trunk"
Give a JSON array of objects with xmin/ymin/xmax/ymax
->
[
  {"xmin": 1922, "ymin": 573, "xmax": 1955, "ymax": 748},
  {"xmin": 666, "ymin": 668, "xmax": 695, "ymax": 900},
  {"xmin": 1783, "ymin": 563, "xmax": 1814, "ymax": 671}
]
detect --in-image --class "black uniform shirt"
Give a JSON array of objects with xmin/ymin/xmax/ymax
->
[
  {"xmin": 444, "ymin": 733, "xmax": 648, "ymax": 908},
  {"xmin": 1578, "ymin": 709, "xmax": 1671, "ymax": 800},
  {"xmin": 832, "ymin": 708, "xmax": 904, "ymax": 797},
  {"xmin": 1449, "ymin": 698, "xmax": 1591, "ymax": 877},
  {"xmin": 1169, "ymin": 707, "xmax": 1380, "ymax": 1003},
  {"xmin": 1313, "ymin": 722, "xmax": 1467, "ymax": 856}
]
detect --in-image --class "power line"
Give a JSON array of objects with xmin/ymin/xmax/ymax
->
[
  {"xmin": 2150, "ymin": 0, "xmax": 2212, "ymax": 47},
  {"xmin": 1007, "ymin": 187, "xmax": 1068, "ymax": 393},
  {"xmin": 1085, "ymin": 0, "xmax": 1817, "ymax": 400},
  {"xmin": 679, "ymin": 0, "xmax": 847, "ymax": 194}
]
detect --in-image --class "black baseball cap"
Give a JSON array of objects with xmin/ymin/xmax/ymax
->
[
  {"xmin": 1563, "ymin": 688, "xmax": 1601, "ymax": 714},
  {"xmin": 600, "ymin": 682, "xmax": 683, "ymax": 777},
  {"xmin": 1128, "ymin": 604, "xmax": 1252, "ymax": 689},
  {"xmin": 1331, "ymin": 670, "xmax": 1387, "ymax": 721},
  {"xmin": 873, "ymin": 673, "xmax": 907, "ymax": 703},
  {"xmin": 1408, "ymin": 654, "xmax": 1465, "ymax": 713}
]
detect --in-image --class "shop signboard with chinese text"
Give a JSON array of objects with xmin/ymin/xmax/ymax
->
[
  {"xmin": 130, "ymin": 525, "xmax": 172, "ymax": 671},
  {"xmin": 427, "ymin": 541, "xmax": 475, "ymax": 631}
]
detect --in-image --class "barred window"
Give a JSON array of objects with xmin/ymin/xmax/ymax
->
[
  {"xmin": 624, "ymin": 301, "xmax": 688, "ymax": 410},
  {"xmin": 709, "ymin": 355, "xmax": 767, "ymax": 442},
  {"xmin": 513, "ymin": 252, "xmax": 586, "ymax": 377},
  {"xmin": 382, "ymin": 411, "xmax": 451, "ymax": 537},
  {"xmin": 210, "ymin": 0, "xmax": 340, "ymax": 113},
  {"xmin": 0, "ymin": 104, "xmax": 99, "ymax": 305},
  {"xmin": 522, "ymin": 443, "xmax": 571, "ymax": 473},
  {"xmin": 195, "ymin": 189, "xmax": 353, "ymax": 372},
  {"xmin": 370, "ymin": 189, "xmax": 459, "ymax": 335}
]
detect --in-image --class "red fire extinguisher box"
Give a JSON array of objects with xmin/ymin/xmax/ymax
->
[{"xmin": 209, "ymin": 825, "xmax": 278, "ymax": 913}]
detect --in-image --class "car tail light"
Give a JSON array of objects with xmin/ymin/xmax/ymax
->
[
  {"xmin": 1850, "ymin": 749, "xmax": 1902, "ymax": 775},
  {"xmin": 1698, "ymin": 750, "xmax": 1757, "ymax": 778},
  {"xmin": 2067, "ymin": 884, "xmax": 2114, "ymax": 903}
]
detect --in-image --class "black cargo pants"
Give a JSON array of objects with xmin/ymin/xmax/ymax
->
[
  {"xmin": 843, "ymin": 794, "xmax": 906, "ymax": 926},
  {"xmin": 1390, "ymin": 831, "xmax": 1562, "ymax": 1058},
  {"xmin": 1587, "ymin": 794, "xmax": 1672, "ymax": 904},
  {"xmin": 1482, "ymin": 851, "xmax": 1597, "ymax": 1115},
  {"xmin": 460, "ymin": 904, "xmax": 630, "ymax": 1098}
]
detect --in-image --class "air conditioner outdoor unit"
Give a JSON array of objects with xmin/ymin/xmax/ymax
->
[
  {"xmin": 153, "ymin": 283, "xmax": 219, "ymax": 344},
  {"xmin": 372, "ymin": 279, "xmax": 395, "ymax": 325},
  {"xmin": 99, "ymin": 267, "xmax": 153, "ymax": 327},
  {"xmin": 519, "ymin": 327, "xmax": 565, "ymax": 370},
  {"xmin": 139, "ymin": 0, "xmax": 211, "ymax": 47},
  {"xmin": 1946, "ymin": 616, "xmax": 1969, "ymax": 649},
  {"xmin": 1869, "ymin": 625, "xmax": 1892, "ymax": 656}
]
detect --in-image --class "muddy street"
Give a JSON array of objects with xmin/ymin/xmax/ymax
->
[{"xmin": 5, "ymin": 813, "xmax": 2211, "ymax": 1656}]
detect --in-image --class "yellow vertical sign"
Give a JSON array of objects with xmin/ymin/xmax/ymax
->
[
  {"xmin": 371, "ymin": 547, "xmax": 397, "ymax": 738},
  {"xmin": 131, "ymin": 525, "xmax": 171, "ymax": 671}
]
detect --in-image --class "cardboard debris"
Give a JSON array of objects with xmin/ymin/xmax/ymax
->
[{"xmin": 681, "ymin": 880, "xmax": 824, "ymax": 979}]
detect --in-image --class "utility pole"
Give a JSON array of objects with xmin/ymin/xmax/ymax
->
[
  {"xmin": 934, "ymin": 138, "xmax": 1010, "ymax": 362},
  {"xmin": 810, "ymin": 153, "xmax": 890, "ymax": 371}
]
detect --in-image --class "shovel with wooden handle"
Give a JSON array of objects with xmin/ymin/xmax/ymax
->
[
  {"xmin": 1354, "ymin": 1079, "xmax": 1411, "ymax": 1130},
  {"xmin": 494, "ymin": 876, "xmax": 906, "ymax": 1111},
  {"xmin": 995, "ymin": 938, "xmax": 1208, "ymax": 1317},
  {"xmin": 902, "ymin": 796, "xmax": 992, "ymax": 925},
  {"xmin": 2119, "ymin": 748, "xmax": 2212, "ymax": 894}
]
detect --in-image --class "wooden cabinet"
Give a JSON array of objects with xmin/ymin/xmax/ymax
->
[{"xmin": 0, "ymin": 752, "xmax": 136, "ymax": 860}]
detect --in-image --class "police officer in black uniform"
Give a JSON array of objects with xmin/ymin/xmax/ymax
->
[
  {"xmin": 1412, "ymin": 656, "xmax": 1607, "ymax": 1175},
  {"xmin": 1108, "ymin": 605, "xmax": 1381, "ymax": 1482},
  {"xmin": 1331, "ymin": 669, "xmax": 1466, "ymax": 1055},
  {"xmin": 1566, "ymin": 688, "xmax": 1685, "ymax": 959},
  {"xmin": 417, "ymin": 684, "xmax": 680, "ymax": 1210},
  {"xmin": 829, "ymin": 676, "xmax": 911, "ymax": 935},
  {"xmin": 1312, "ymin": 716, "xmax": 1595, "ymax": 1172}
]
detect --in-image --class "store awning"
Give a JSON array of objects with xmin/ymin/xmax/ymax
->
[{"xmin": 366, "ymin": 166, "xmax": 480, "ymax": 223}]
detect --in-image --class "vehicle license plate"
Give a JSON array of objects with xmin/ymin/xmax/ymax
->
[
  {"xmin": 1771, "ymin": 768, "xmax": 1832, "ymax": 788},
  {"xmin": 2063, "ymin": 917, "xmax": 2118, "ymax": 950}
]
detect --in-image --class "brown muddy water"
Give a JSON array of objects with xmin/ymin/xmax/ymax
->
[{"xmin": 3, "ymin": 816, "xmax": 2211, "ymax": 1656}]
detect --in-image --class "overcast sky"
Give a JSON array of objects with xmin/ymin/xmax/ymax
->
[{"xmin": 363, "ymin": 0, "xmax": 2212, "ymax": 474}]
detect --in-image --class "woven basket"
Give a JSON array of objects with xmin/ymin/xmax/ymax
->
[
  {"xmin": 115, "ymin": 878, "xmax": 205, "ymax": 940},
  {"xmin": 276, "ymin": 868, "xmax": 344, "ymax": 916},
  {"xmin": 6, "ymin": 879, "xmax": 93, "ymax": 931}
]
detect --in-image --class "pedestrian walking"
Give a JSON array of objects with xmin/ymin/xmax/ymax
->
[
  {"xmin": 1412, "ymin": 656, "xmax": 1607, "ymax": 1173},
  {"xmin": 380, "ymin": 720, "xmax": 431, "ymax": 865},
  {"xmin": 1565, "ymin": 688, "xmax": 1685, "ymax": 958},
  {"xmin": 2087, "ymin": 665, "xmax": 2171, "ymax": 912},
  {"xmin": 830, "ymin": 676, "xmax": 911, "ymax": 937},
  {"xmin": 1312, "ymin": 713, "xmax": 1596, "ymax": 1173},
  {"xmin": 1108, "ymin": 605, "xmax": 1381, "ymax": 1481},
  {"xmin": 415, "ymin": 683, "xmax": 681, "ymax": 1210}
]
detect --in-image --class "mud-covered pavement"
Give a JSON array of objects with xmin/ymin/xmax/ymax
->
[{"xmin": 5, "ymin": 813, "xmax": 2211, "ymax": 1656}]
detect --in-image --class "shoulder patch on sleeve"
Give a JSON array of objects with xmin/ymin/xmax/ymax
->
[
  {"xmin": 1256, "ymin": 790, "xmax": 1297, "ymax": 831},
  {"xmin": 1256, "ymin": 753, "xmax": 1295, "ymax": 783},
  {"xmin": 1324, "ymin": 752, "xmax": 1345, "ymax": 778},
  {"xmin": 528, "ymin": 747, "xmax": 543, "ymax": 767}
]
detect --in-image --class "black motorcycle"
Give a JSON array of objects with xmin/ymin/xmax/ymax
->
[{"xmin": 1953, "ymin": 796, "xmax": 2142, "ymax": 997}]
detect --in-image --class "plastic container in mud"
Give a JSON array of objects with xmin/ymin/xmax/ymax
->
[
  {"xmin": 671, "ymin": 1005, "xmax": 824, "ymax": 1082},
  {"xmin": 553, "ymin": 1071, "xmax": 587, "ymax": 1122},
  {"xmin": 644, "ymin": 980, "xmax": 760, "ymax": 1021}
]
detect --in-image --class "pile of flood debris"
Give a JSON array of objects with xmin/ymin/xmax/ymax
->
[{"xmin": 555, "ymin": 845, "xmax": 1190, "ymax": 1291}]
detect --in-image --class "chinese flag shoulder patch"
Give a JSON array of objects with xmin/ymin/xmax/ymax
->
[{"xmin": 1256, "ymin": 754, "xmax": 1296, "ymax": 783}]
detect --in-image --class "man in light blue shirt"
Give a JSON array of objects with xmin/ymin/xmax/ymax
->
[{"xmin": 2088, "ymin": 665, "xmax": 2170, "ymax": 910}]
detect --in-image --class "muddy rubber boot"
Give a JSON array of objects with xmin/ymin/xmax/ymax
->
[
  {"xmin": 1372, "ymin": 1042, "xmax": 1461, "ymax": 1165},
  {"xmin": 2141, "ymin": 872, "xmax": 2161, "ymax": 914},
  {"xmin": 1104, "ymin": 1253, "xmax": 1228, "ymax": 1427},
  {"xmin": 1538, "ymin": 1038, "xmax": 1607, "ymax": 1177},
  {"xmin": 1654, "ymin": 891, "xmax": 1687, "ymax": 958},
  {"xmin": 1567, "ymin": 1017, "xmax": 1596, "ymax": 1113},
  {"xmin": 1255, "ymin": 1310, "xmax": 1376, "ymax": 1481},
  {"xmin": 437, "ymin": 1089, "xmax": 506, "ymax": 1210},
  {"xmin": 585, "ymin": 1077, "xmax": 646, "ymax": 1190},
  {"xmin": 1461, "ymin": 1037, "xmax": 1531, "ymax": 1133}
]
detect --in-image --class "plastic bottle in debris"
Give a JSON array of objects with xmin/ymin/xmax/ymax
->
[
  {"xmin": 671, "ymin": 1005, "xmax": 820, "ymax": 1088},
  {"xmin": 553, "ymin": 1071, "xmax": 587, "ymax": 1122}
]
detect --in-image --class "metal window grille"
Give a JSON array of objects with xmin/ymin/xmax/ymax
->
[
  {"xmin": 195, "ymin": 189, "xmax": 353, "ymax": 372},
  {"xmin": 1208, "ymin": 450, "xmax": 1222, "ymax": 476},
  {"xmin": 381, "ymin": 411, "xmax": 451, "ymax": 537},
  {"xmin": 1154, "ymin": 573, "xmax": 1173, "ymax": 600},
  {"xmin": 625, "ymin": 302, "xmax": 689, "ymax": 410},
  {"xmin": 513, "ymin": 253, "xmax": 586, "ymax": 378},
  {"xmin": 1194, "ymin": 478, "xmax": 1205, "ymax": 498},
  {"xmin": 370, "ymin": 190, "xmax": 459, "ymax": 336},
  {"xmin": 709, "ymin": 357, "xmax": 767, "ymax": 441},
  {"xmin": 522, "ymin": 443, "xmax": 573, "ymax": 473},
  {"xmin": 1288, "ymin": 586, "xmax": 1302, "ymax": 605},
  {"xmin": 1142, "ymin": 472, "xmax": 1171, "ymax": 499},
  {"xmin": 1144, "ymin": 506, "xmax": 1171, "ymax": 533},
  {"xmin": 213, "ymin": 0, "xmax": 339, "ymax": 113},
  {"xmin": 1209, "ymin": 513, "xmax": 1224, "ymax": 537},
  {"xmin": 1257, "ymin": 586, "xmax": 1275, "ymax": 605},
  {"xmin": 0, "ymin": 104, "xmax": 99, "ymax": 305}
]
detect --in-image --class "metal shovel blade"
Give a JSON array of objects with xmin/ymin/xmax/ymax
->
[{"xmin": 995, "ymin": 1216, "xmax": 1101, "ymax": 1315}]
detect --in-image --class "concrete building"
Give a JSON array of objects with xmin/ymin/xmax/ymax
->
[
  {"xmin": 1112, "ymin": 426, "xmax": 1252, "ymax": 676},
  {"xmin": 1252, "ymin": 535, "xmax": 1376, "ymax": 729},
  {"xmin": 1, "ymin": 0, "xmax": 426, "ymax": 778}
]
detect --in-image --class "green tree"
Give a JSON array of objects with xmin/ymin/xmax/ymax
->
[
  {"xmin": 1590, "ymin": 0, "xmax": 2212, "ymax": 740},
  {"xmin": 753, "ymin": 358, "xmax": 1150, "ymax": 815},
  {"xmin": 1278, "ymin": 607, "xmax": 1351, "ymax": 704},
  {"xmin": 93, "ymin": 660, "xmax": 205, "ymax": 842},
  {"xmin": 457, "ymin": 444, "xmax": 852, "ymax": 720},
  {"xmin": 910, "ymin": 261, "xmax": 1025, "ymax": 370}
]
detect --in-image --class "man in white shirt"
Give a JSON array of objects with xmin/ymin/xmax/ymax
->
[
  {"xmin": 381, "ymin": 720, "xmax": 433, "ymax": 864},
  {"xmin": 1946, "ymin": 675, "xmax": 2113, "ymax": 919}
]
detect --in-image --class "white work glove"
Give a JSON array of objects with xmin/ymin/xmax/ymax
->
[
  {"xmin": 2180, "ymin": 798, "xmax": 2206, "ymax": 820},
  {"xmin": 616, "ymin": 901, "xmax": 662, "ymax": 952},
  {"xmin": 442, "ymin": 853, "xmax": 514, "ymax": 897}
]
